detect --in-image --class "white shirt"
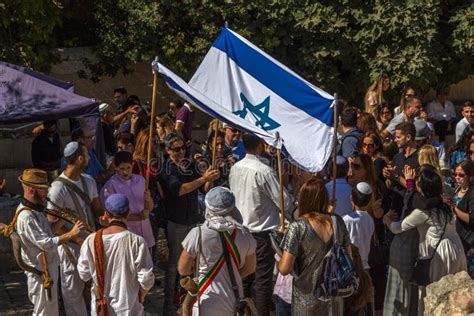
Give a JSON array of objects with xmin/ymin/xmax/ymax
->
[
  {"xmin": 47, "ymin": 172, "xmax": 98, "ymax": 232},
  {"xmin": 15, "ymin": 203, "xmax": 60, "ymax": 271},
  {"xmin": 343, "ymin": 210, "xmax": 374, "ymax": 269},
  {"xmin": 77, "ymin": 230, "xmax": 155, "ymax": 316},
  {"xmin": 456, "ymin": 117, "xmax": 469, "ymax": 142},
  {"xmin": 229, "ymin": 154, "xmax": 294, "ymax": 232},
  {"xmin": 426, "ymin": 99, "xmax": 456, "ymax": 122},
  {"xmin": 182, "ymin": 225, "xmax": 256, "ymax": 316}
]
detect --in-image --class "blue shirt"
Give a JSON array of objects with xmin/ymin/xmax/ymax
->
[
  {"xmin": 325, "ymin": 178, "xmax": 353, "ymax": 217},
  {"xmin": 225, "ymin": 140, "xmax": 246, "ymax": 162}
]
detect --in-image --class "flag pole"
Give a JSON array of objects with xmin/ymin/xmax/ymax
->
[
  {"xmin": 211, "ymin": 120, "xmax": 219, "ymax": 169},
  {"xmin": 146, "ymin": 57, "xmax": 159, "ymax": 189},
  {"xmin": 331, "ymin": 94, "xmax": 338, "ymax": 205},
  {"xmin": 276, "ymin": 132, "xmax": 285, "ymax": 232}
]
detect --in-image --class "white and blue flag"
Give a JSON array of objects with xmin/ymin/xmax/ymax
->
[
  {"xmin": 152, "ymin": 61, "xmax": 279, "ymax": 148},
  {"xmin": 189, "ymin": 27, "xmax": 335, "ymax": 172}
]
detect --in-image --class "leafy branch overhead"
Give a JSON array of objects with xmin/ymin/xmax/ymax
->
[{"xmin": 1, "ymin": 0, "xmax": 472, "ymax": 103}]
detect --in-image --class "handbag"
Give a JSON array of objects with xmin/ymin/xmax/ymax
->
[
  {"xmin": 368, "ymin": 232, "xmax": 389, "ymax": 267},
  {"xmin": 410, "ymin": 218, "xmax": 447, "ymax": 286},
  {"xmin": 219, "ymin": 232, "xmax": 258, "ymax": 316}
]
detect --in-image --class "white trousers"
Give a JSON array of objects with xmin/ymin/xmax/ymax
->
[
  {"xmin": 58, "ymin": 244, "xmax": 87, "ymax": 316},
  {"xmin": 26, "ymin": 266, "xmax": 59, "ymax": 316}
]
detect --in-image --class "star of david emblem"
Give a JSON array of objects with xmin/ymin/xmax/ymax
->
[{"xmin": 233, "ymin": 93, "xmax": 281, "ymax": 131}]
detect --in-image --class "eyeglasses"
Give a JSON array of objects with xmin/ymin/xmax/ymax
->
[
  {"xmin": 454, "ymin": 173, "xmax": 466, "ymax": 177},
  {"xmin": 362, "ymin": 143, "xmax": 375, "ymax": 148},
  {"xmin": 170, "ymin": 145, "xmax": 186, "ymax": 153},
  {"xmin": 352, "ymin": 163, "xmax": 362, "ymax": 170}
]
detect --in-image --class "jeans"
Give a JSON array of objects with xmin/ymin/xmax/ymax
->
[
  {"xmin": 274, "ymin": 295, "xmax": 291, "ymax": 316},
  {"xmin": 163, "ymin": 221, "xmax": 192, "ymax": 315},
  {"xmin": 243, "ymin": 231, "xmax": 275, "ymax": 316}
]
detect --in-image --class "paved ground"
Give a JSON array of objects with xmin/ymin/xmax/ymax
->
[{"xmin": 0, "ymin": 268, "xmax": 165, "ymax": 316}]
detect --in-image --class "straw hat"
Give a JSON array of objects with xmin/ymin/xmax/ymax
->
[{"xmin": 18, "ymin": 168, "xmax": 50, "ymax": 189}]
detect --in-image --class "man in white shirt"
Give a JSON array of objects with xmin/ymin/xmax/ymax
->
[
  {"xmin": 343, "ymin": 182, "xmax": 375, "ymax": 270},
  {"xmin": 455, "ymin": 100, "xmax": 474, "ymax": 142},
  {"xmin": 9, "ymin": 169, "xmax": 84, "ymax": 315},
  {"xmin": 229, "ymin": 134, "xmax": 294, "ymax": 316},
  {"xmin": 78, "ymin": 193, "xmax": 155, "ymax": 315},
  {"xmin": 178, "ymin": 187, "xmax": 257, "ymax": 315},
  {"xmin": 47, "ymin": 141, "xmax": 104, "ymax": 316},
  {"xmin": 426, "ymin": 88, "xmax": 457, "ymax": 142}
]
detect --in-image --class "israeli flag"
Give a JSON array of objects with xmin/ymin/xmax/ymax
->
[
  {"xmin": 152, "ymin": 61, "xmax": 279, "ymax": 148},
  {"xmin": 189, "ymin": 27, "xmax": 335, "ymax": 172}
]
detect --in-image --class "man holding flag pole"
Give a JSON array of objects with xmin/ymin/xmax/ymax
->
[{"xmin": 151, "ymin": 24, "xmax": 337, "ymax": 314}]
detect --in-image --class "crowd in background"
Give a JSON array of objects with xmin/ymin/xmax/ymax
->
[{"xmin": 9, "ymin": 78, "xmax": 474, "ymax": 316}]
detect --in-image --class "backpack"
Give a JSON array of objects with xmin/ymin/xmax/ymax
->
[{"xmin": 315, "ymin": 216, "xmax": 358, "ymax": 301}]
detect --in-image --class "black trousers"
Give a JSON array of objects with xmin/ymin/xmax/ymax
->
[{"xmin": 243, "ymin": 230, "xmax": 275, "ymax": 316}]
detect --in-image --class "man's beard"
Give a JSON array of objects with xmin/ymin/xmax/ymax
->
[{"xmin": 33, "ymin": 191, "xmax": 46, "ymax": 204}]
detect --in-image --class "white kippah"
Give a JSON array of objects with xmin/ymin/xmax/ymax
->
[
  {"xmin": 63, "ymin": 141, "xmax": 80, "ymax": 158},
  {"xmin": 99, "ymin": 103, "xmax": 111, "ymax": 113},
  {"xmin": 356, "ymin": 182, "xmax": 372, "ymax": 195}
]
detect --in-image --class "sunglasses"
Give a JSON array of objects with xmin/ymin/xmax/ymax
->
[
  {"xmin": 381, "ymin": 111, "xmax": 391, "ymax": 115},
  {"xmin": 362, "ymin": 143, "xmax": 375, "ymax": 148},
  {"xmin": 352, "ymin": 163, "xmax": 362, "ymax": 170},
  {"xmin": 170, "ymin": 145, "xmax": 186, "ymax": 153},
  {"xmin": 469, "ymin": 151, "xmax": 474, "ymax": 155},
  {"xmin": 454, "ymin": 173, "xmax": 466, "ymax": 177},
  {"xmin": 405, "ymin": 93, "xmax": 417, "ymax": 97}
]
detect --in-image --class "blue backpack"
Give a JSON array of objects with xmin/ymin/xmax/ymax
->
[{"xmin": 316, "ymin": 216, "xmax": 358, "ymax": 301}]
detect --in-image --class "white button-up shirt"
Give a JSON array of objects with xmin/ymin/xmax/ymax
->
[
  {"xmin": 229, "ymin": 154, "xmax": 294, "ymax": 233},
  {"xmin": 426, "ymin": 99, "xmax": 457, "ymax": 122}
]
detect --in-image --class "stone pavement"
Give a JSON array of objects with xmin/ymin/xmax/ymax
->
[{"xmin": 0, "ymin": 269, "xmax": 165, "ymax": 316}]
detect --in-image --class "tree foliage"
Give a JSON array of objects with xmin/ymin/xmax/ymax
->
[
  {"xmin": 0, "ymin": 0, "xmax": 61, "ymax": 72},
  {"xmin": 1, "ymin": 1, "xmax": 472, "ymax": 104}
]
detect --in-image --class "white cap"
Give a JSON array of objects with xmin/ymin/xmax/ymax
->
[
  {"xmin": 356, "ymin": 182, "xmax": 372, "ymax": 195},
  {"xmin": 63, "ymin": 141, "xmax": 80, "ymax": 158}
]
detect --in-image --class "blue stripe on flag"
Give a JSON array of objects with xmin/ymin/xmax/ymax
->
[{"xmin": 212, "ymin": 28, "xmax": 334, "ymax": 127}]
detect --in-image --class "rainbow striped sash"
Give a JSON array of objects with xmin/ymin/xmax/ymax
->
[{"xmin": 198, "ymin": 230, "xmax": 240, "ymax": 296}]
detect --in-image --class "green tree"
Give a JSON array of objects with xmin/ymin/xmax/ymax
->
[{"xmin": 0, "ymin": 0, "xmax": 61, "ymax": 72}]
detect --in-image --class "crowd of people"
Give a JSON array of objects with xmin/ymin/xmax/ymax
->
[{"xmin": 2, "ymin": 80, "xmax": 474, "ymax": 316}]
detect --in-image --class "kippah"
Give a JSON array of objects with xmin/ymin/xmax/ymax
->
[
  {"xmin": 356, "ymin": 182, "xmax": 372, "ymax": 195},
  {"xmin": 99, "ymin": 103, "xmax": 111, "ymax": 113},
  {"xmin": 105, "ymin": 193, "xmax": 129, "ymax": 215},
  {"xmin": 63, "ymin": 141, "xmax": 80, "ymax": 158}
]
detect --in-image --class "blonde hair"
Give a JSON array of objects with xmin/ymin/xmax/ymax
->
[
  {"xmin": 208, "ymin": 119, "xmax": 223, "ymax": 135},
  {"xmin": 156, "ymin": 115, "xmax": 174, "ymax": 141},
  {"xmin": 133, "ymin": 128, "xmax": 151, "ymax": 162},
  {"xmin": 418, "ymin": 145, "xmax": 440, "ymax": 174},
  {"xmin": 364, "ymin": 73, "xmax": 389, "ymax": 113}
]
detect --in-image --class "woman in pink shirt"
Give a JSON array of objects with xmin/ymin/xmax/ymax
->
[{"xmin": 101, "ymin": 151, "xmax": 155, "ymax": 249}]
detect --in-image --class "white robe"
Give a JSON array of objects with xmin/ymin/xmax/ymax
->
[
  {"xmin": 77, "ymin": 230, "xmax": 155, "ymax": 316},
  {"xmin": 47, "ymin": 173, "xmax": 98, "ymax": 316},
  {"xmin": 15, "ymin": 203, "xmax": 60, "ymax": 316}
]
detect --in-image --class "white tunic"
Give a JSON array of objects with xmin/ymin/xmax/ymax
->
[
  {"xmin": 182, "ymin": 225, "xmax": 257, "ymax": 316},
  {"xmin": 15, "ymin": 203, "xmax": 60, "ymax": 315},
  {"xmin": 47, "ymin": 172, "xmax": 98, "ymax": 316},
  {"xmin": 77, "ymin": 230, "xmax": 155, "ymax": 316}
]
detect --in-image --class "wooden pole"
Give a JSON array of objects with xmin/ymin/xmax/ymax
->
[
  {"xmin": 332, "ymin": 95, "xmax": 338, "ymax": 204},
  {"xmin": 277, "ymin": 147, "xmax": 285, "ymax": 232},
  {"xmin": 211, "ymin": 120, "xmax": 219, "ymax": 169},
  {"xmin": 145, "ymin": 67, "xmax": 158, "ymax": 188}
]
